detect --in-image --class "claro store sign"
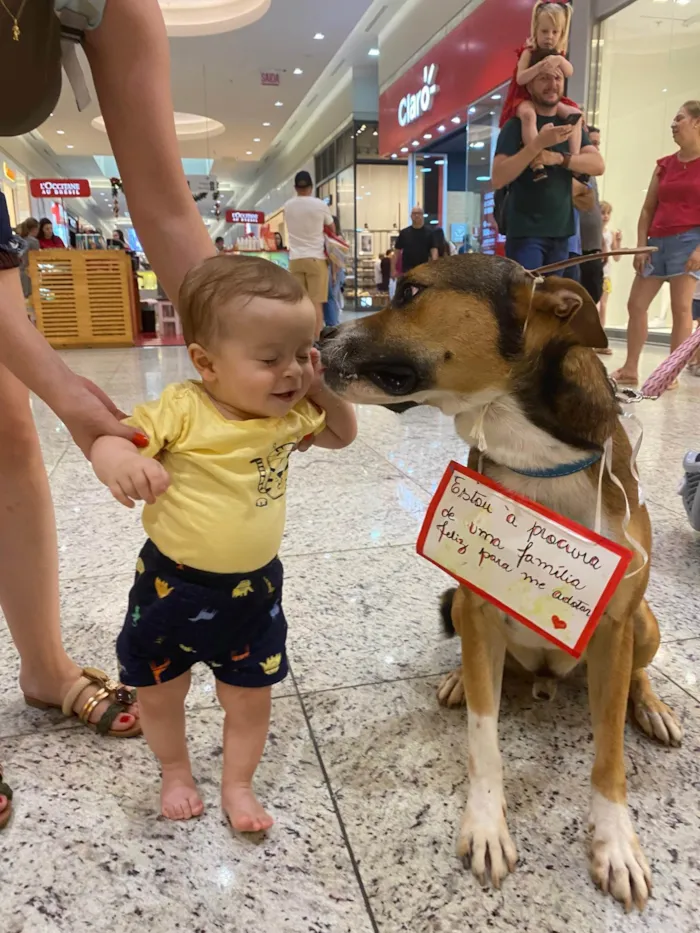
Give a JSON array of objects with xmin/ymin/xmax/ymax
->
[
  {"xmin": 398, "ymin": 65, "xmax": 439, "ymax": 127},
  {"xmin": 379, "ymin": 0, "xmax": 531, "ymax": 156},
  {"xmin": 30, "ymin": 178, "xmax": 91, "ymax": 198}
]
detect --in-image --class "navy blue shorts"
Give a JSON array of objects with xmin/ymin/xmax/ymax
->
[{"xmin": 116, "ymin": 541, "xmax": 288, "ymax": 689}]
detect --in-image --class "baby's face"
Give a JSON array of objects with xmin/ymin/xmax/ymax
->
[{"xmin": 205, "ymin": 295, "xmax": 317, "ymax": 418}]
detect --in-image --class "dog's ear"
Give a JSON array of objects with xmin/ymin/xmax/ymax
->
[{"xmin": 532, "ymin": 276, "xmax": 608, "ymax": 349}]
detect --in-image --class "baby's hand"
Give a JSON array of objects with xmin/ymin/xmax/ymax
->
[
  {"xmin": 308, "ymin": 346, "xmax": 326, "ymax": 395},
  {"xmin": 108, "ymin": 457, "xmax": 170, "ymax": 508}
]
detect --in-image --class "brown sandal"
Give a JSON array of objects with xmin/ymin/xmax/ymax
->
[
  {"xmin": 0, "ymin": 764, "xmax": 13, "ymax": 830},
  {"xmin": 24, "ymin": 667, "xmax": 141, "ymax": 738}
]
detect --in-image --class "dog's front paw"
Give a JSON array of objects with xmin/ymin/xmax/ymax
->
[
  {"xmin": 633, "ymin": 695, "xmax": 682, "ymax": 747},
  {"xmin": 437, "ymin": 668, "xmax": 464, "ymax": 707},
  {"xmin": 589, "ymin": 793, "xmax": 652, "ymax": 911},
  {"xmin": 457, "ymin": 793, "xmax": 517, "ymax": 889}
]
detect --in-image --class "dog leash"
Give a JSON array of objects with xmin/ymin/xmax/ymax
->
[{"xmin": 532, "ymin": 247, "xmax": 657, "ymax": 277}]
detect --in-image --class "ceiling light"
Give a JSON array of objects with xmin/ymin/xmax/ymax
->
[
  {"xmin": 262, "ymin": 121, "xmax": 271, "ymax": 126},
  {"xmin": 411, "ymin": 140, "xmax": 419, "ymax": 146},
  {"xmin": 293, "ymin": 68, "xmax": 303, "ymax": 75},
  {"xmin": 470, "ymin": 141, "xmax": 485, "ymax": 149},
  {"xmin": 372, "ymin": 130, "xmax": 378, "ymax": 136},
  {"xmin": 246, "ymin": 150, "xmax": 253, "ymax": 155},
  {"xmin": 435, "ymin": 159, "xmax": 445, "ymax": 165},
  {"xmin": 253, "ymin": 137, "xmax": 261, "ymax": 142},
  {"xmin": 429, "ymin": 219, "xmax": 439, "ymax": 225},
  {"xmin": 476, "ymin": 175, "xmax": 491, "ymax": 181},
  {"xmin": 451, "ymin": 116, "xmax": 461, "ymax": 124},
  {"xmin": 423, "ymin": 133, "xmax": 432, "ymax": 140},
  {"xmin": 420, "ymin": 167, "xmax": 432, "ymax": 173},
  {"xmin": 314, "ymin": 32, "xmax": 324, "ymax": 39},
  {"xmin": 489, "ymin": 111, "xmax": 495, "ymax": 115},
  {"xmin": 400, "ymin": 146, "xmax": 409, "ymax": 153},
  {"xmin": 56, "ymin": 129, "xmax": 65, "ymax": 135},
  {"xmin": 437, "ymin": 125, "xmax": 446, "ymax": 132},
  {"xmin": 66, "ymin": 144, "xmax": 74, "ymax": 149},
  {"xmin": 274, "ymin": 101, "xmax": 283, "ymax": 107},
  {"xmin": 391, "ymin": 153, "xmax": 398, "ymax": 159},
  {"xmin": 469, "ymin": 107, "xmax": 476, "ymax": 114},
  {"xmin": 368, "ymin": 48, "xmax": 379, "ymax": 56},
  {"xmin": 491, "ymin": 94, "xmax": 502, "ymax": 100}
]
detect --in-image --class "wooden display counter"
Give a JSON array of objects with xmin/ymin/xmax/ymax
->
[{"xmin": 30, "ymin": 249, "xmax": 136, "ymax": 349}]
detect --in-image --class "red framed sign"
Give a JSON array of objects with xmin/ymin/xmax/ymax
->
[
  {"xmin": 30, "ymin": 178, "xmax": 91, "ymax": 198},
  {"xmin": 226, "ymin": 209, "xmax": 265, "ymax": 224},
  {"xmin": 417, "ymin": 462, "xmax": 633, "ymax": 658}
]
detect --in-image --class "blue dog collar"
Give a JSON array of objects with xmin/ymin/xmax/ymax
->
[{"xmin": 507, "ymin": 452, "xmax": 602, "ymax": 479}]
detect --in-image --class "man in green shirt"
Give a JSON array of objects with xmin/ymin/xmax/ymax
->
[{"xmin": 492, "ymin": 66, "xmax": 604, "ymax": 271}]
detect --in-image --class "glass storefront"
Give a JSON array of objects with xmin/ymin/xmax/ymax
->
[
  {"xmin": 417, "ymin": 83, "xmax": 506, "ymax": 255},
  {"xmin": 315, "ymin": 120, "xmax": 408, "ymax": 309},
  {"xmin": 588, "ymin": 0, "xmax": 700, "ymax": 335}
]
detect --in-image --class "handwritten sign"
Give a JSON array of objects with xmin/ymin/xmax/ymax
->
[{"xmin": 417, "ymin": 462, "xmax": 632, "ymax": 657}]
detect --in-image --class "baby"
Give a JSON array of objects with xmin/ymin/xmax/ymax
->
[
  {"xmin": 91, "ymin": 255, "xmax": 357, "ymax": 830},
  {"xmin": 501, "ymin": 0, "xmax": 582, "ymax": 181}
]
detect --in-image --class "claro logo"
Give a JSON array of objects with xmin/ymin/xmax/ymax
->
[{"xmin": 397, "ymin": 64, "xmax": 439, "ymax": 128}]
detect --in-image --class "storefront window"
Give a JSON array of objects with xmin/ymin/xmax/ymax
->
[
  {"xmin": 465, "ymin": 85, "xmax": 506, "ymax": 255},
  {"xmin": 590, "ymin": 1, "xmax": 700, "ymax": 334}
]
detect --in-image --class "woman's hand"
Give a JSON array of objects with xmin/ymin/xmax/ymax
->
[
  {"xmin": 686, "ymin": 246, "xmax": 700, "ymax": 274},
  {"xmin": 633, "ymin": 251, "xmax": 652, "ymax": 276},
  {"xmin": 51, "ymin": 376, "xmax": 147, "ymax": 458}
]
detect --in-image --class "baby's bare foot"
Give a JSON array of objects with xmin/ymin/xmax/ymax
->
[
  {"xmin": 161, "ymin": 764, "xmax": 204, "ymax": 821},
  {"xmin": 223, "ymin": 782, "xmax": 273, "ymax": 833}
]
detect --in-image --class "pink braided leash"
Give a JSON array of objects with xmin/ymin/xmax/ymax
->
[{"xmin": 641, "ymin": 326, "xmax": 700, "ymax": 398}]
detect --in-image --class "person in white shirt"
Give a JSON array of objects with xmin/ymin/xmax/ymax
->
[{"xmin": 284, "ymin": 171, "xmax": 333, "ymax": 335}]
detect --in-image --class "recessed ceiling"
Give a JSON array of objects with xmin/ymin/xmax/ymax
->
[
  {"xmin": 91, "ymin": 112, "xmax": 226, "ymax": 141},
  {"xmin": 158, "ymin": 0, "xmax": 270, "ymax": 36}
]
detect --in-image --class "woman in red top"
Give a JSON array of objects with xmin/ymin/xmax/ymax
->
[
  {"xmin": 614, "ymin": 100, "xmax": 700, "ymax": 386},
  {"xmin": 36, "ymin": 218, "xmax": 65, "ymax": 249}
]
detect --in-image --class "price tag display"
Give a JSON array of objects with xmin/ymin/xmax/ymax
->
[{"xmin": 417, "ymin": 462, "xmax": 633, "ymax": 657}]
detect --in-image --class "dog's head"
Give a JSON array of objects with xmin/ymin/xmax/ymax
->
[{"xmin": 322, "ymin": 253, "xmax": 608, "ymax": 407}]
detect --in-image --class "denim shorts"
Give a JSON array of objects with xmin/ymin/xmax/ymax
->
[{"xmin": 644, "ymin": 228, "xmax": 700, "ymax": 280}]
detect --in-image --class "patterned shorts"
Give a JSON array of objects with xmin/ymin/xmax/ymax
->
[{"xmin": 116, "ymin": 540, "xmax": 288, "ymax": 689}]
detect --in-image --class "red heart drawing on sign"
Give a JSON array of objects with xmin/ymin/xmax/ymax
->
[{"xmin": 551, "ymin": 615, "xmax": 567, "ymax": 630}]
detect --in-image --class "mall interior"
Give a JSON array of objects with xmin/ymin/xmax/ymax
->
[{"xmin": 1, "ymin": 0, "xmax": 699, "ymax": 930}]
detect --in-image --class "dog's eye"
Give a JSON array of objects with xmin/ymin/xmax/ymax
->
[{"xmin": 395, "ymin": 282, "xmax": 425, "ymax": 307}]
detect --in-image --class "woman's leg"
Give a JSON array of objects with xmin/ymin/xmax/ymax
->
[
  {"xmin": 612, "ymin": 275, "xmax": 664, "ymax": 382},
  {"xmin": 599, "ymin": 288, "xmax": 608, "ymax": 327},
  {"xmin": 668, "ymin": 274, "xmax": 696, "ymax": 353},
  {"xmin": 0, "ymin": 364, "xmax": 135, "ymax": 730}
]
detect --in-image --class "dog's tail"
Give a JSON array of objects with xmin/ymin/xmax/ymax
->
[{"xmin": 439, "ymin": 588, "xmax": 457, "ymax": 636}]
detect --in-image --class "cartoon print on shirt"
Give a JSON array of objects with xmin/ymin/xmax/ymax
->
[{"xmin": 251, "ymin": 441, "xmax": 297, "ymax": 506}]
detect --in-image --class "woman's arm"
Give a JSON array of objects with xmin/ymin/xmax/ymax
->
[
  {"xmin": 515, "ymin": 49, "xmax": 543, "ymax": 86},
  {"xmin": 84, "ymin": 0, "xmax": 215, "ymax": 303},
  {"xmin": 636, "ymin": 170, "xmax": 660, "ymax": 247}
]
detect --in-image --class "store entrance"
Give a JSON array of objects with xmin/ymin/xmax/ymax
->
[{"xmin": 417, "ymin": 83, "xmax": 507, "ymax": 255}]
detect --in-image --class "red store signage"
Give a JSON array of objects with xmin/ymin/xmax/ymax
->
[
  {"xmin": 226, "ymin": 209, "xmax": 266, "ymax": 224},
  {"xmin": 379, "ymin": 0, "xmax": 532, "ymax": 156},
  {"xmin": 30, "ymin": 178, "xmax": 91, "ymax": 198}
]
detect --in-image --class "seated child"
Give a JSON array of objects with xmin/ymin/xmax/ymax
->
[
  {"xmin": 500, "ymin": 0, "xmax": 583, "ymax": 182},
  {"xmin": 91, "ymin": 255, "xmax": 357, "ymax": 829}
]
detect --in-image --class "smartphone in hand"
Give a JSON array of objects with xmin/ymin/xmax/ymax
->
[{"xmin": 564, "ymin": 112, "xmax": 583, "ymax": 126}]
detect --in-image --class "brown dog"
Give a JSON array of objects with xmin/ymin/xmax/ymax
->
[{"xmin": 321, "ymin": 254, "xmax": 682, "ymax": 912}]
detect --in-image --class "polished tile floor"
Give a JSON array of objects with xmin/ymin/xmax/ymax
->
[{"xmin": 1, "ymin": 339, "xmax": 699, "ymax": 933}]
